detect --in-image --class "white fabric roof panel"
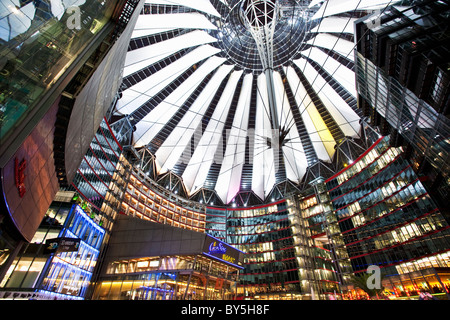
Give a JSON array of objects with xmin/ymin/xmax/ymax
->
[
  {"xmin": 145, "ymin": 0, "xmax": 221, "ymax": 18},
  {"xmin": 299, "ymin": 58, "xmax": 360, "ymax": 138},
  {"xmin": 134, "ymin": 12, "xmax": 218, "ymax": 31},
  {"xmin": 154, "ymin": 56, "xmax": 229, "ymax": 172},
  {"xmin": 301, "ymin": 47, "xmax": 356, "ymax": 96},
  {"xmin": 306, "ymin": 33, "xmax": 355, "ymax": 61},
  {"xmin": 108, "ymin": 0, "xmax": 398, "ymax": 204},
  {"xmin": 116, "ymin": 44, "xmax": 221, "ymax": 115},
  {"xmin": 310, "ymin": 17, "xmax": 357, "ymax": 34},
  {"xmin": 312, "ymin": 0, "xmax": 401, "ymax": 20},
  {"xmin": 132, "ymin": 56, "xmax": 229, "ymax": 149},
  {"xmin": 131, "ymin": 27, "xmax": 175, "ymax": 39},
  {"xmin": 286, "ymin": 64, "xmax": 335, "ymax": 161},
  {"xmin": 183, "ymin": 69, "xmax": 244, "ymax": 195},
  {"xmin": 215, "ymin": 73, "xmax": 253, "ymax": 203},
  {"xmin": 272, "ymin": 71, "xmax": 308, "ymax": 182},
  {"xmin": 124, "ymin": 30, "xmax": 218, "ymax": 77}
]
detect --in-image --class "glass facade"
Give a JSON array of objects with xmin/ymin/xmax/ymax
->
[
  {"xmin": 0, "ymin": 195, "xmax": 104, "ymax": 299},
  {"xmin": 294, "ymin": 186, "xmax": 349, "ymax": 300},
  {"xmin": 0, "ymin": 0, "xmax": 118, "ymax": 142},
  {"xmin": 207, "ymin": 201, "xmax": 302, "ymax": 299},
  {"xmin": 356, "ymin": 52, "xmax": 450, "ymax": 178},
  {"xmin": 120, "ymin": 171, "xmax": 207, "ymax": 231},
  {"xmin": 80, "ymin": 133, "xmax": 450, "ymax": 301},
  {"xmin": 69, "ymin": 117, "xmax": 124, "ymax": 224},
  {"xmin": 355, "ymin": 1, "xmax": 450, "ymax": 201}
]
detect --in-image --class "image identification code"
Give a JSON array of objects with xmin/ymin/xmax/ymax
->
[{"xmin": 181, "ymin": 304, "xmax": 269, "ymax": 317}]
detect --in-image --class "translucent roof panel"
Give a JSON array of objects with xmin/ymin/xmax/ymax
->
[{"xmin": 111, "ymin": 0, "xmax": 399, "ymax": 205}]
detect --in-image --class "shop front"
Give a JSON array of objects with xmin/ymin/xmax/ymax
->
[
  {"xmin": 91, "ymin": 215, "xmax": 244, "ymax": 300},
  {"xmin": 92, "ymin": 254, "xmax": 241, "ymax": 300},
  {"xmin": 341, "ymin": 267, "xmax": 450, "ymax": 300}
]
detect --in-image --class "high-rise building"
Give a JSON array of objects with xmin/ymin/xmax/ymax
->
[
  {"xmin": 325, "ymin": 136, "xmax": 450, "ymax": 299},
  {"xmin": 1, "ymin": 0, "xmax": 449, "ymax": 302},
  {"xmin": 355, "ymin": 0, "xmax": 450, "ymax": 209}
]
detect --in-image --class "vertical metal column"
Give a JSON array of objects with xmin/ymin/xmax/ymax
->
[{"xmin": 241, "ymin": 0, "xmax": 280, "ymax": 131}]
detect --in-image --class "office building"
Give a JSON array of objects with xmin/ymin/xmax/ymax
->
[
  {"xmin": 0, "ymin": 0, "xmax": 449, "ymax": 301},
  {"xmin": 355, "ymin": 0, "xmax": 449, "ymax": 208},
  {"xmin": 91, "ymin": 214, "xmax": 244, "ymax": 300}
]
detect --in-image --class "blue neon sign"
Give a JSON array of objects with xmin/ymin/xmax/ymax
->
[
  {"xmin": 203, "ymin": 236, "xmax": 243, "ymax": 267},
  {"xmin": 209, "ymin": 241, "xmax": 227, "ymax": 254}
]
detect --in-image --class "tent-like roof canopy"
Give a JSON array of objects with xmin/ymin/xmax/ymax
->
[{"xmin": 112, "ymin": 0, "xmax": 399, "ymax": 206}]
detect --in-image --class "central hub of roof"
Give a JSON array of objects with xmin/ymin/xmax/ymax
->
[
  {"xmin": 241, "ymin": 0, "xmax": 277, "ymax": 28},
  {"xmin": 210, "ymin": 0, "xmax": 318, "ymax": 72}
]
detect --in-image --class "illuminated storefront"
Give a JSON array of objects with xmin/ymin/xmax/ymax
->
[
  {"xmin": 92, "ymin": 214, "xmax": 243, "ymax": 300},
  {"xmin": 0, "ymin": 193, "xmax": 104, "ymax": 300}
]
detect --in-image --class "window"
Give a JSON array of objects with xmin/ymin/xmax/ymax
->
[{"xmin": 430, "ymin": 69, "xmax": 444, "ymax": 102}]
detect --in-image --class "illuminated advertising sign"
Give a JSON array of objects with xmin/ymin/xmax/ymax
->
[
  {"xmin": 203, "ymin": 236, "xmax": 244, "ymax": 268},
  {"xmin": 14, "ymin": 157, "xmax": 27, "ymax": 198}
]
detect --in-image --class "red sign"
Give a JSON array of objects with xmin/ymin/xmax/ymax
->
[{"xmin": 14, "ymin": 157, "xmax": 26, "ymax": 197}]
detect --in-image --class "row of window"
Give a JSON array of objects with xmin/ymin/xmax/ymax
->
[
  {"xmin": 241, "ymin": 270, "xmax": 300, "ymax": 287},
  {"xmin": 339, "ymin": 179, "xmax": 429, "ymax": 233},
  {"xmin": 395, "ymin": 251, "xmax": 450, "ymax": 275},
  {"xmin": 106, "ymin": 255, "xmax": 233, "ymax": 279},
  {"xmin": 334, "ymin": 168, "xmax": 426, "ymax": 230},
  {"xmin": 40, "ymin": 259, "xmax": 93, "ymax": 297},
  {"xmin": 227, "ymin": 227, "xmax": 294, "ymax": 245},
  {"xmin": 68, "ymin": 206, "xmax": 105, "ymax": 249},
  {"xmin": 298, "ymin": 195, "xmax": 318, "ymax": 210},
  {"xmin": 238, "ymin": 282, "xmax": 301, "ymax": 295},
  {"xmin": 227, "ymin": 219, "xmax": 290, "ymax": 234},
  {"xmin": 345, "ymin": 211, "xmax": 449, "ymax": 259},
  {"xmin": 226, "ymin": 206, "xmax": 282, "ymax": 219},
  {"xmin": 230, "ymin": 239, "xmax": 294, "ymax": 255},
  {"xmin": 120, "ymin": 174, "xmax": 207, "ymax": 231},
  {"xmin": 350, "ymin": 227, "xmax": 450, "ymax": 272},
  {"xmin": 326, "ymin": 137, "xmax": 391, "ymax": 189},
  {"xmin": 329, "ymin": 147, "xmax": 402, "ymax": 200},
  {"xmin": 93, "ymin": 272, "xmax": 236, "ymax": 300},
  {"xmin": 70, "ymin": 121, "xmax": 121, "ymax": 217},
  {"xmin": 245, "ymin": 249, "xmax": 296, "ymax": 265},
  {"xmin": 332, "ymin": 158, "xmax": 410, "ymax": 210},
  {"xmin": 342, "ymin": 194, "xmax": 438, "ymax": 244}
]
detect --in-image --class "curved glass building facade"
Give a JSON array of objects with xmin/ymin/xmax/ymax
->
[
  {"xmin": 207, "ymin": 201, "xmax": 301, "ymax": 299},
  {"xmin": 325, "ymin": 136, "xmax": 450, "ymax": 298}
]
